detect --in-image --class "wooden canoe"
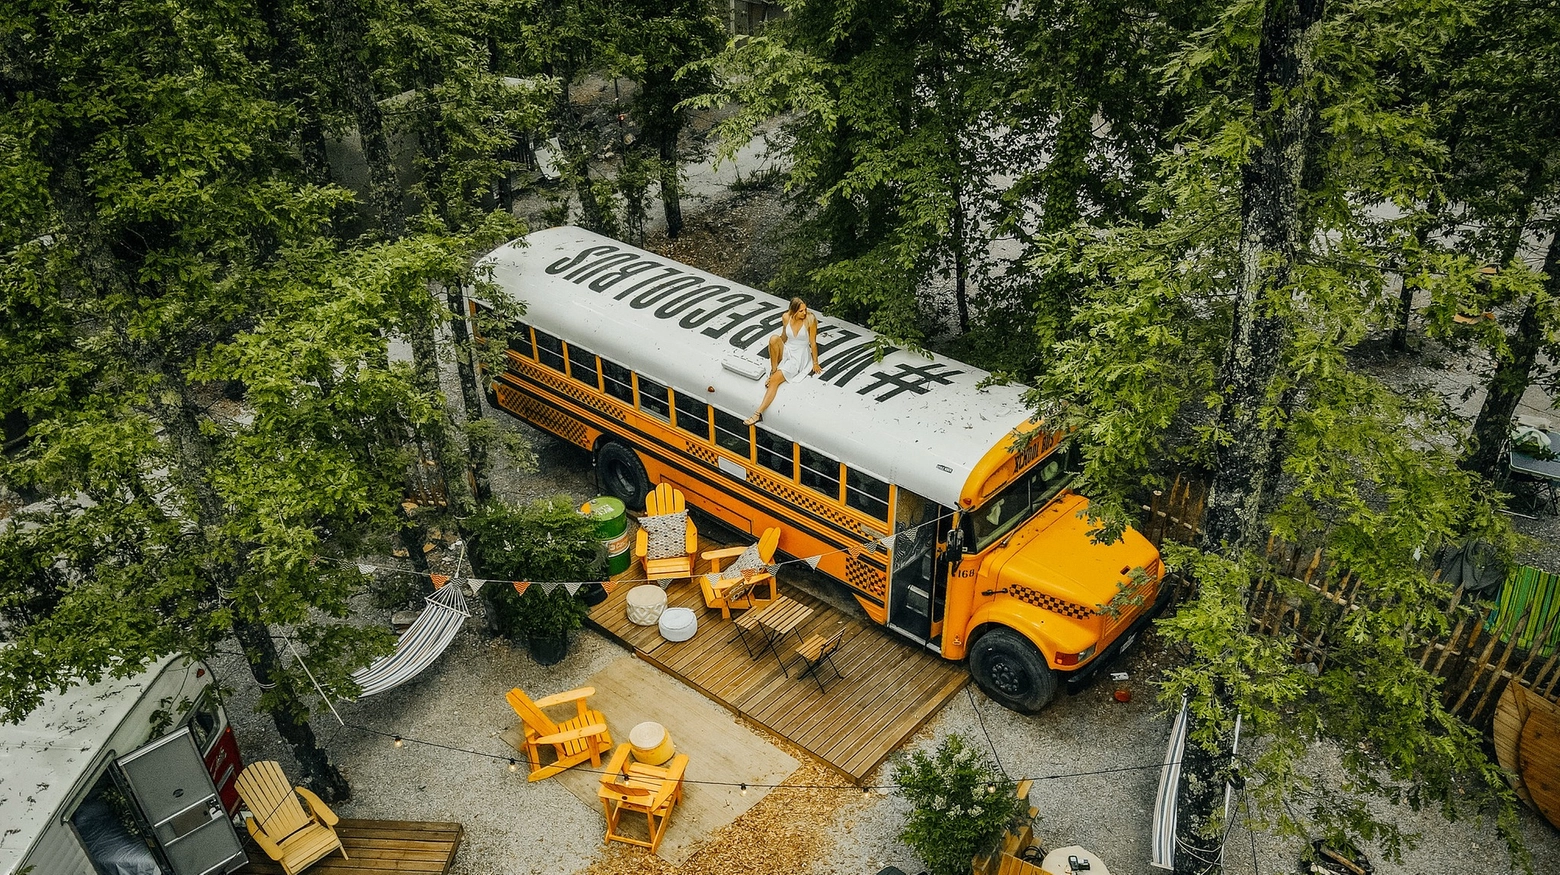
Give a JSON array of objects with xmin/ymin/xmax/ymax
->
[{"xmin": 1494, "ymin": 684, "xmax": 1536, "ymax": 807}]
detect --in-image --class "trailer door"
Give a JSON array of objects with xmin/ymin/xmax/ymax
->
[{"xmin": 115, "ymin": 727, "xmax": 247, "ymax": 875}]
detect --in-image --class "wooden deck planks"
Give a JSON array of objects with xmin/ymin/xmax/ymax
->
[
  {"xmin": 588, "ymin": 537, "xmax": 967, "ymax": 783},
  {"xmin": 236, "ymin": 819, "xmax": 462, "ymax": 875}
]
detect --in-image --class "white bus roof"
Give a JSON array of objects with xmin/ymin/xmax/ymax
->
[
  {"xmin": 0, "ymin": 654, "xmax": 186, "ymax": 873},
  {"xmin": 478, "ymin": 226, "xmax": 1036, "ymax": 508}
]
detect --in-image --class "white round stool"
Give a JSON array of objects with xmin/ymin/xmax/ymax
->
[
  {"xmin": 658, "ymin": 606, "xmax": 697, "ymax": 642},
  {"xmin": 628, "ymin": 721, "xmax": 676, "ymax": 765},
  {"xmin": 626, "ymin": 584, "xmax": 667, "ymax": 626}
]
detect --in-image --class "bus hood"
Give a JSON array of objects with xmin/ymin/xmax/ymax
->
[{"xmin": 988, "ymin": 493, "xmax": 1161, "ymax": 613}]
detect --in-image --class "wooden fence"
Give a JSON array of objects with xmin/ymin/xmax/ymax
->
[{"xmin": 1141, "ymin": 476, "xmax": 1560, "ymax": 731}]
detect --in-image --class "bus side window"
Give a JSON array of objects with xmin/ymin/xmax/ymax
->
[
  {"xmin": 845, "ymin": 467, "xmax": 890, "ymax": 520},
  {"xmin": 566, "ymin": 343, "xmax": 600, "ymax": 390},
  {"xmin": 800, "ymin": 445, "xmax": 842, "ymax": 500},
  {"xmin": 637, "ymin": 375, "xmax": 671, "ymax": 420},
  {"xmin": 673, "ymin": 391, "xmax": 711, "ymax": 441},
  {"xmin": 534, "ymin": 329, "xmax": 566, "ymax": 371},
  {"xmin": 601, "ymin": 357, "xmax": 634, "ymax": 403},
  {"xmin": 507, "ymin": 321, "xmax": 534, "ymax": 359},
  {"xmin": 713, "ymin": 408, "xmax": 751, "ymax": 457},
  {"xmin": 755, "ymin": 427, "xmax": 794, "ymax": 478}
]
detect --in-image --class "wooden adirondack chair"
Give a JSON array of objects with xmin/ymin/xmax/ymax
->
[
  {"xmin": 598, "ymin": 743, "xmax": 689, "ymax": 854},
  {"xmin": 507, "ymin": 686, "xmax": 613, "ymax": 782},
  {"xmin": 234, "ymin": 761, "xmax": 346, "ymax": 875},
  {"xmin": 634, "ymin": 483, "xmax": 699, "ymax": 584},
  {"xmin": 699, "ymin": 527, "xmax": 780, "ymax": 618}
]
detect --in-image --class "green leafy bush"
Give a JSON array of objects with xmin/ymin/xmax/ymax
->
[
  {"xmin": 892, "ymin": 734, "xmax": 1027, "ymax": 875},
  {"xmin": 467, "ymin": 496, "xmax": 603, "ymax": 642}
]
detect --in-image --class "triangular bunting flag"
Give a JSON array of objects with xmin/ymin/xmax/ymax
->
[
  {"xmin": 804, "ymin": 555, "xmax": 821, "ymax": 569},
  {"xmin": 431, "ymin": 573, "xmax": 450, "ymax": 589},
  {"xmin": 467, "ymin": 579, "xmax": 489, "ymax": 596},
  {"xmin": 513, "ymin": 581, "xmax": 530, "ymax": 595},
  {"xmin": 601, "ymin": 580, "xmax": 618, "ymax": 594},
  {"xmin": 357, "ymin": 563, "xmax": 375, "ymax": 576},
  {"xmin": 880, "ymin": 532, "xmax": 897, "ymax": 550},
  {"xmin": 564, "ymin": 582, "xmax": 582, "ymax": 595}
]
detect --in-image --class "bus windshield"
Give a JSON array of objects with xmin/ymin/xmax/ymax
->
[{"xmin": 970, "ymin": 443, "xmax": 1079, "ymax": 551}]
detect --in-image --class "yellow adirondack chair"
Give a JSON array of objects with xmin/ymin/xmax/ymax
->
[
  {"xmin": 700, "ymin": 527, "xmax": 780, "ymax": 619},
  {"xmin": 634, "ymin": 483, "xmax": 699, "ymax": 584},
  {"xmin": 507, "ymin": 686, "xmax": 613, "ymax": 782},
  {"xmin": 598, "ymin": 743, "xmax": 689, "ymax": 854},
  {"xmin": 234, "ymin": 761, "xmax": 346, "ymax": 875}
]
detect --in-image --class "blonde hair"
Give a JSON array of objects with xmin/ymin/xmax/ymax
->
[{"xmin": 788, "ymin": 297, "xmax": 807, "ymax": 316}]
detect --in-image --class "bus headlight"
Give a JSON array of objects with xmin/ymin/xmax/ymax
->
[{"xmin": 1054, "ymin": 645, "xmax": 1096, "ymax": 667}]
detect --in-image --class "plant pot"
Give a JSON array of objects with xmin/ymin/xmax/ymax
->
[
  {"xmin": 527, "ymin": 632, "xmax": 570, "ymax": 666},
  {"xmin": 580, "ymin": 582, "xmax": 609, "ymax": 607}
]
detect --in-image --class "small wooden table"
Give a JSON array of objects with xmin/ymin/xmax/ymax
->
[{"xmin": 753, "ymin": 596, "xmax": 814, "ymax": 677}]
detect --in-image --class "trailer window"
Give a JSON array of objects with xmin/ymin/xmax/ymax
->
[{"xmin": 185, "ymin": 688, "xmax": 224, "ymax": 754}]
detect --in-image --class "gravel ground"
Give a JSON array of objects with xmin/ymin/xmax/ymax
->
[{"xmin": 215, "ymin": 140, "xmax": 1560, "ymax": 875}]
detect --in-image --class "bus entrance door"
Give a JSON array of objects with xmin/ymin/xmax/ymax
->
[{"xmin": 886, "ymin": 491, "xmax": 950, "ymax": 648}]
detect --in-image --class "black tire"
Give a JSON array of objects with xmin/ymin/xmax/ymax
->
[
  {"xmin": 968, "ymin": 627, "xmax": 1057, "ymax": 713},
  {"xmin": 595, "ymin": 441, "xmax": 651, "ymax": 511}
]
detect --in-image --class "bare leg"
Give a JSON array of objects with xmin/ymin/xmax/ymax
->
[{"xmin": 746, "ymin": 337, "xmax": 787, "ymax": 425}]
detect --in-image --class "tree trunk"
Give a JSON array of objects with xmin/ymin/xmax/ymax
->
[
  {"xmin": 658, "ymin": 132, "xmax": 684, "ymax": 240},
  {"xmin": 323, "ymin": 0, "xmax": 404, "ymax": 238},
  {"xmin": 1198, "ymin": 0, "xmax": 1326, "ymax": 556},
  {"xmin": 556, "ymin": 83, "xmax": 607, "ymax": 232},
  {"xmin": 445, "ymin": 284, "xmax": 491, "ymax": 501},
  {"xmin": 150, "ymin": 369, "xmax": 352, "ymax": 800},
  {"xmin": 1459, "ymin": 232, "xmax": 1560, "ymax": 478},
  {"xmin": 406, "ymin": 313, "xmax": 474, "ymax": 515},
  {"xmin": 231, "ymin": 612, "xmax": 352, "ymax": 801}
]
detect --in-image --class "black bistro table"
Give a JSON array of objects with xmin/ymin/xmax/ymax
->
[{"xmin": 1508, "ymin": 430, "xmax": 1560, "ymax": 514}]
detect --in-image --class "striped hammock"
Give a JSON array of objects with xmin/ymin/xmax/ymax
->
[
  {"xmin": 1484, "ymin": 565, "xmax": 1560, "ymax": 659},
  {"xmin": 350, "ymin": 582, "xmax": 470, "ymax": 697}
]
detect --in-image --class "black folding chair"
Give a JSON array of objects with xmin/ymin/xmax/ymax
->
[{"xmin": 793, "ymin": 627, "xmax": 845, "ymax": 693}]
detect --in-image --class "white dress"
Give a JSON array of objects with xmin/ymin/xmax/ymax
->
[{"xmin": 776, "ymin": 318, "xmax": 812, "ymax": 381}]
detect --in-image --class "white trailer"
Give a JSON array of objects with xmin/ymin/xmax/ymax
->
[{"xmin": 0, "ymin": 654, "xmax": 248, "ymax": 875}]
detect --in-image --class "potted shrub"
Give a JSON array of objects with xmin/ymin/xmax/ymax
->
[
  {"xmin": 892, "ymin": 733, "xmax": 1028, "ymax": 875},
  {"xmin": 467, "ymin": 496, "xmax": 604, "ymax": 664}
]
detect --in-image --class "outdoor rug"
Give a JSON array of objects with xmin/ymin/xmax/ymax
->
[
  {"xmin": 501, "ymin": 654, "xmax": 798, "ymax": 863},
  {"xmin": 1485, "ymin": 564, "xmax": 1560, "ymax": 658}
]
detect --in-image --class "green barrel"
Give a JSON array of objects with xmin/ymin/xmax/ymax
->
[{"xmin": 583, "ymin": 497, "xmax": 631, "ymax": 576}]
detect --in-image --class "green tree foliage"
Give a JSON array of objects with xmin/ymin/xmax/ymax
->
[
  {"xmin": 1032, "ymin": 0, "xmax": 1533, "ymax": 866},
  {"xmin": 0, "ymin": 0, "xmax": 509, "ymax": 797},
  {"xmin": 466, "ymin": 496, "xmax": 602, "ymax": 642}
]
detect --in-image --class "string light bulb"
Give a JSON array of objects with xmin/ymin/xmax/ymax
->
[
  {"xmin": 863, "ymin": 786, "xmax": 872, "ymax": 797},
  {"xmin": 740, "ymin": 783, "xmax": 747, "ymax": 796},
  {"xmin": 508, "ymin": 758, "xmax": 518, "ymax": 773},
  {"xmin": 392, "ymin": 735, "xmax": 404, "ymax": 748}
]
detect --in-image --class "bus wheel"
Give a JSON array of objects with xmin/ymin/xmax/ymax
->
[
  {"xmin": 969, "ymin": 628, "xmax": 1056, "ymax": 713},
  {"xmin": 596, "ymin": 442, "xmax": 650, "ymax": 511}
]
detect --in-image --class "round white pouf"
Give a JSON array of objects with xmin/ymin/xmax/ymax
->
[
  {"xmin": 658, "ymin": 606, "xmax": 697, "ymax": 642},
  {"xmin": 626, "ymin": 584, "xmax": 667, "ymax": 626}
]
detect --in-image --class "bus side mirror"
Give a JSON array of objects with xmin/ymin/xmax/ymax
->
[{"xmin": 944, "ymin": 528, "xmax": 964, "ymax": 573}]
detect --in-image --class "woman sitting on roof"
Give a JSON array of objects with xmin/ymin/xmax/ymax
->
[{"xmin": 745, "ymin": 297, "xmax": 822, "ymax": 426}]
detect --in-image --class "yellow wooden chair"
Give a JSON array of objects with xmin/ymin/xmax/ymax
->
[
  {"xmin": 506, "ymin": 686, "xmax": 613, "ymax": 782},
  {"xmin": 699, "ymin": 527, "xmax": 780, "ymax": 619},
  {"xmin": 634, "ymin": 483, "xmax": 699, "ymax": 584},
  {"xmin": 234, "ymin": 760, "xmax": 346, "ymax": 875},
  {"xmin": 598, "ymin": 743, "xmax": 689, "ymax": 854}
]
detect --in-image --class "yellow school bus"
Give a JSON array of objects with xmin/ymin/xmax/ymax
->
[{"xmin": 473, "ymin": 226, "xmax": 1167, "ymax": 711}]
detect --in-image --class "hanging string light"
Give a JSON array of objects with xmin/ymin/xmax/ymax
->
[{"xmin": 392, "ymin": 735, "xmax": 404, "ymax": 748}]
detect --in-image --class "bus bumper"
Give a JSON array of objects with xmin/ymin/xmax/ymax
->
[{"xmin": 1063, "ymin": 573, "xmax": 1176, "ymax": 695}]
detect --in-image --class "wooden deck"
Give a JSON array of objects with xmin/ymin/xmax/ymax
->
[
  {"xmin": 589, "ymin": 538, "xmax": 967, "ymax": 783},
  {"xmin": 236, "ymin": 819, "xmax": 462, "ymax": 874}
]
